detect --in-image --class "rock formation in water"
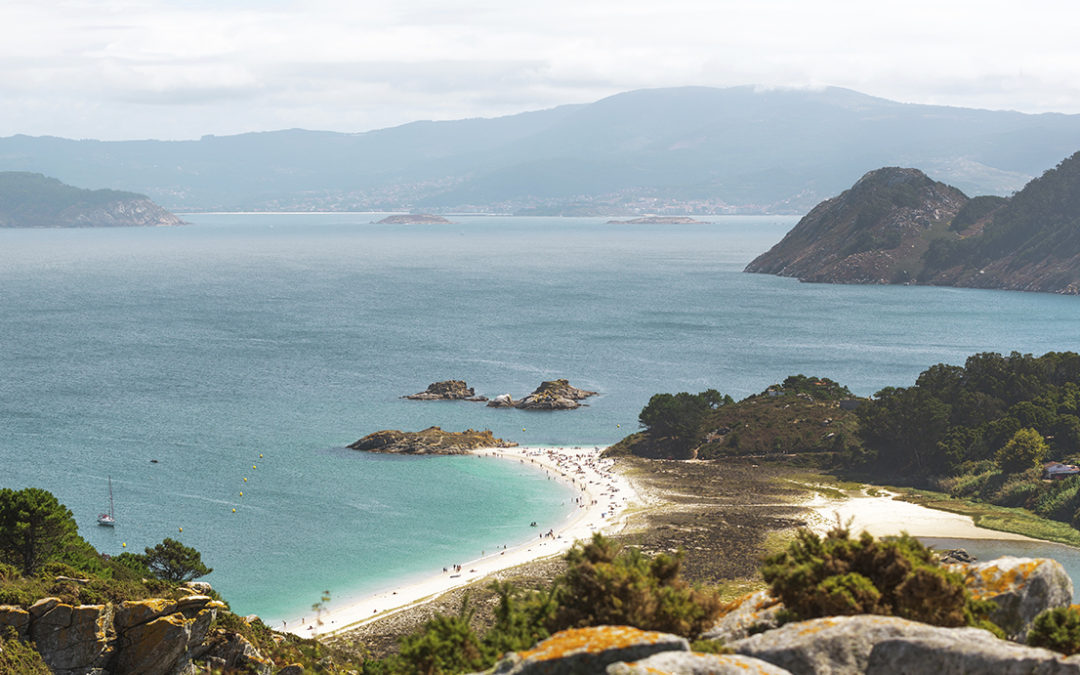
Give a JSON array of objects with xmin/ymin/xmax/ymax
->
[
  {"xmin": 347, "ymin": 426, "xmax": 516, "ymax": 454},
  {"xmin": 404, "ymin": 380, "xmax": 488, "ymax": 401},
  {"xmin": 747, "ymin": 150, "xmax": 1080, "ymax": 294},
  {"xmin": 514, "ymin": 379, "xmax": 598, "ymax": 410},
  {"xmin": 0, "ymin": 172, "xmax": 184, "ymax": 228},
  {"xmin": 374, "ymin": 214, "xmax": 451, "ymax": 224}
]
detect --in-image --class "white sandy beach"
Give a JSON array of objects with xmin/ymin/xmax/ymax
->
[
  {"xmin": 803, "ymin": 489, "xmax": 1040, "ymax": 542},
  {"xmin": 284, "ymin": 445, "xmax": 638, "ymax": 638}
]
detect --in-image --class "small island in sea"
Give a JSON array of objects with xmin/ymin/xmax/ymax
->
[
  {"xmin": 374, "ymin": 213, "xmax": 452, "ymax": 224},
  {"xmin": 404, "ymin": 380, "xmax": 488, "ymax": 401},
  {"xmin": 347, "ymin": 426, "xmax": 516, "ymax": 454},
  {"xmin": 0, "ymin": 172, "xmax": 184, "ymax": 228},
  {"xmin": 606, "ymin": 216, "xmax": 709, "ymax": 224}
]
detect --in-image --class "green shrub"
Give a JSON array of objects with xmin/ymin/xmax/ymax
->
[
  {"xmin": 0, "ymin": 626, "xmax": 50, "ymax": 674},
  {"xmin": 396, "ymin": 601, "xmax": 491, "ymax": 675},
  {"xmin": 549, "ymin": 533, "xmax": 724, "ymax": 638},
  {"xmin": 761, "ymin": 525, "xmax": 996, "ymax": 630},
  {"xmin": 1028, "ymin": 606, "xmax": 1080, "ymax": 654}
]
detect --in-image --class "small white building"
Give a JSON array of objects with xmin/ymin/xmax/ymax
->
[{"xmin": 1043, "ymin": 461, "xmax": 1080, "ymax": 480}]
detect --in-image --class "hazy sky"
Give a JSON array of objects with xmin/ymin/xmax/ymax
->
[{"xmin": 3, "ymin": 0, "xmax": 1078, "ymax": 140}]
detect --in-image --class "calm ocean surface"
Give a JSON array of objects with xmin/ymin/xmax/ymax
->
[{"xmin": 3, "ymin": 213, "xmax": 1080, "ymax": 620}]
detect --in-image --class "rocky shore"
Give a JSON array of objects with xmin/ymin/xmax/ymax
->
[
  {"xmin": 375, "ymin": 214, "xmax": 451, "ymax": 224},
  {"xmin": 347, "ymin": 427, "xmax": 517, "ymax": 454},
  {"xmin": 487, "ymin": 379, "xmax": 598, "ymax": 410}
]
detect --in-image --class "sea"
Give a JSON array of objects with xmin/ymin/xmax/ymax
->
[{"xmin": 3, "ymin": 213, "xmax": 1080, "ymax": 622}]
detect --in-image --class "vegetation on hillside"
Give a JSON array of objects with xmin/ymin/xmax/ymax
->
[{"xmin": 0, "ymin": 172, "xmax": 146, "ymax": 227}]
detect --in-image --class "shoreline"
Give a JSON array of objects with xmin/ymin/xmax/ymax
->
[
  {"xmin": 801, "ymin": 488, "xmax": 1042, "ymax": 542},
  {"xmin": 282, "ymin": 445, "xmax": 638, "ymax": 638}
]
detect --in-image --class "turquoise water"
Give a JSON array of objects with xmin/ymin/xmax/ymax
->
[{"xmin": 3, "ymin": 213, "xmax": 1080, "ymax": 621}]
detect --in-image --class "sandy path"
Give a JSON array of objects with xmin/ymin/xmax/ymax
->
[{"xmin": 282, "ymin": 445, "xmax": 638, "ymax": 638}]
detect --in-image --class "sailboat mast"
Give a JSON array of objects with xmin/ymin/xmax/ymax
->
[{"xmin": 108, "ymin": 476, "xmax": 114, "ymax": 519}]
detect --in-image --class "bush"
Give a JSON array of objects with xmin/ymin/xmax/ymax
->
[
  {"xmin": 549, "ymin": 533, "xmax": 724, "ymax": 638},
  {"xmin": 1028, "ymin": 606, "xmax": 1080, "ymax": 654},
  {"xmin": 761, "ymin": 525, "xmax": 997, "ymax": 630},
  {"xmin": 0, "ymin": 626, "xmax": 50, "ymax": 674},
  {"xmin": 396, "ymin": 601, "xmax": 491, "ymax": 675}
]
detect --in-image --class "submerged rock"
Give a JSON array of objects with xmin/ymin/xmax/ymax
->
[
  {"xmin": 348, "ymin": 426, "xmax": 517, "ymax": 454},
  {"xmin": 405, "ymin": 380, "xmax": 488, "ymax": 401}
]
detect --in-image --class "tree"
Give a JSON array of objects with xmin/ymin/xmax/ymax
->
[
  {"xmin": 996, "ymin": 428, "xmax": 1049, "ymax": 473},
  {"xmin": 0, "ymin": 487, "xmax": 80, "ymax": 574},
  {"xmin": 142, "ymin": 538, "xmax": 212, "ymax": 582}
]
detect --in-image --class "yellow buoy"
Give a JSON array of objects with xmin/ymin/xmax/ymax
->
[
  {"xmin": 243, "ymin": 477, "xmax": 247, "ymax": 482},
  {"xmin": 232, "ymin": 508, "xmax": 236, "ymax": 513},
  {"xmin": 617, "ymin": 424, "xmax": 620, "ymax": 428},
  {"xmin": 253, "ymin": 465, "xmax": 257, "ymax": 470},
  {"xmin": 259, "ymin": 454, "xmax": 263, "ymax": 458},
  {"xmin": 522, "ymin": 428, "xmax": 526, "ymax": 432},
  {"xmin": 239, "ymin": 492, "xmax": 243, "ymax": 497},
  {"xmin": 178, "ymin": 527, "xmax": 183, "ymax": 533},
  {"xmin": 122, "ymin": 543, "xmax": 126, "ymax": 548}
]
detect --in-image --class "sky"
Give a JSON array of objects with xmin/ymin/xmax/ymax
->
[{"xmin": 3, "ymin": 0, "xmax": 1079, "ymax": 140}]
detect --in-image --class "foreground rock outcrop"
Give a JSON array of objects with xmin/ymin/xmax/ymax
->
[
  {"xmin": 405, "ymin": 380, "xmax": 488, "ymax": 401},
  {"xmin": 0, "ymin": 594, "xmax": 274, "ymax": 675},
  {"xmin": 348, "ymin": 426, "xmax": 517, "ymax": 454},
  {"xmin": 950, "ymin": 556, "xmax": 1074, "ymax": 641}
]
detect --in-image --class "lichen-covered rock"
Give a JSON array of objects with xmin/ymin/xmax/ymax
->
[
  {"xmin": 515, "ymin": 379, "xmax": 598, "ymax": 410},
  {"xmin": 731, "ymin": 615, "xmax": 1000, "ymax": 675},
  {"xmin": 608, "ymin": 650, "xmax": 793, "ymax": 674},
  {"xmin": 949, "ymin": 557, "xmax": 1073, "ymax": 641},
  {"xmin": 405, "ymin": 380, "xmax": 488, "ymax": 401},
  {"xmin": 197, "ymin": 632, "xmax": 272, "ymax": 675},
  {"xmin": 348, "ymin": 426, "xmax": 517, "ymax": 454},
  {"xmin": 114, "ymin": 596, "xmax": 223, "ymax": 675},
  {"xmin": 27, "ymin": 599, "xmax": 113, "ymax": 675},
  {"xmin": 866, "ymin": 633, "xmax": 1080, "ymax": 674},
  {"xmin": 702, "ymin": 590, "xmax": 784, "ymax": 643},
  {"xmin": 491, "ymin": 625, "xmax": 689, "ymax": 674},
  {"xmin": 0, "ymin": 604, "xmax": 30, "ymax": 640}
]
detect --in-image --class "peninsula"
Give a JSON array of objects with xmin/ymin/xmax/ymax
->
[
  {"xmin": 606, "ymin": 216, "xmax": 709, "ymax": 224},
  {"xmin": 746, "ymin": 150, "xmax": 1080, "ymax": 294},
  {"xmin": 0, "ymin": 172, "xmax": 184, "ymax": 228}
]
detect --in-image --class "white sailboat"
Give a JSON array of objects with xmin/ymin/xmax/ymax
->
[{"xmin": 97, "ymin": 476, "xmax": 116, "ymax": 527}]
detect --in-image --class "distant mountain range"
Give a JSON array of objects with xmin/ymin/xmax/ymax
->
[
  {"xmin": 5, "ymin": 87, "xmax": 1080, "ymax": 214},
  {"xmin": 745, "ymin": 150, "xmax": 1080, "ymax": 294},
  {"xmin": 0, "ymin": 172, "xmax": 183, "ymax": 228}
]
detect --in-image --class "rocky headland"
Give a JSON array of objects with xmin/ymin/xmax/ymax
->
[
  {"xmin": 747, "ymin": 150, "xmax": 1080, "ymax": 294},
  {"xmin": 375, "ymin": 214, "xmax": 452, "ymax": 224},
  {"xmin": 405, "ymin": 380, "xmax": 488, "ymax": 401},
  {"xmin": 606, "ymin": 216, "xmax": 709, "ymax": 224},
  {"xmin": 487, "ymin": 379, "xmax": 598, "ymax": 410},
  {"xmin": 0, "ymin": 172, "xmax": 184, "ymax": 228},
  {"xmin": 347, "ymin": 427, "xmax": 517, "ymax": 454}
]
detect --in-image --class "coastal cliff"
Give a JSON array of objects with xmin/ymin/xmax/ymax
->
[
  {"xmin": 348, "ymin": 426, "xmax": 517, "ymax": 454},
  {"xmin": 0, "ymin": 172, "xmax": 184, "ymax": 228},
  {"xmin": 747, "ymin": 151, "xmax": 1080, "ymax": 294}
]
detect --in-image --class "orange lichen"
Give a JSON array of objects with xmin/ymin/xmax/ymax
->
[{"xmin": 518, "ymin": 626, "xmax": 671, "ymax": 662}]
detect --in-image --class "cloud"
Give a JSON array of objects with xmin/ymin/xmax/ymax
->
[{"xmin": 1, "ymin": 0, "xmax": 1079, "ymax": 139}]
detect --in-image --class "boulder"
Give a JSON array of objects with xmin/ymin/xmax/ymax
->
[
  {"xmin": 491, "ymin": 625, "xmax": 689, "ymax": 674},
  {"xmin": 28, "ymin": 599, "xmax": 113, "ymax": 675},
  {"xmin": 0, "ymin": 604, "xmax": 30, "ymax": 640},
  {"xmin": 949, "ymin": 556, "xmax": 1073, "ymax": 641},
  {"xmin": 405, "ymin": 380, "xmax": 487, "ymax": 401},
  {"xmin": 608, "ymin": 650, "xmax": 792, "ymax": 674},
  {"xmin": 702, "ymin": 590, "xmax": 784, "ymax": 643},
  {"xmin": 487, "ymin": 394, "xmax": 517, "ymax": 408},
  {"xmin": 866, "ymin": 633, "xmax": 1080, "ymax": 674},
  {"xmin": 730, "ymin": 615, "xmax": 1001, "ymax": 675},
  {"xmin": 113, "ymin": 596, "xmax": 223, "ymax": 675}
]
